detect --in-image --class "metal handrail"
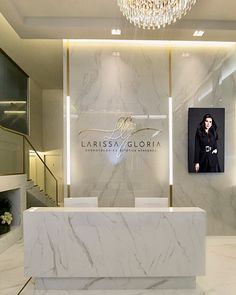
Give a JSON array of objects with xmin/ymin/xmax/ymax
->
[{"xmin": 0, "ymin": 125, "xmax": 58, "ymax": 205}]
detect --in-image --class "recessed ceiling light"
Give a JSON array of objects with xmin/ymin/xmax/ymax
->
[
  {"xmin": 193, "ymin": 30, "xmax": 205, "ymax": 37},
  {"xmin": 111, "ymin": 29, "xmax": 121, "ymax": 35}
]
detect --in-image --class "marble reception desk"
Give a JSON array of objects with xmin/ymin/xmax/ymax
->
[{"xmin": 24, "ymin": 207, "xmax": 206, "ymax": 290}]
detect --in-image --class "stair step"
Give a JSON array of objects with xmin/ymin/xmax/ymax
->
[
  {"xmin": 27, "ymin": 190, "xmax": 57, "ymax": 208},
  {"xmin": 26, "ymin": 178, "xmax": 57, "ymax": 208}
]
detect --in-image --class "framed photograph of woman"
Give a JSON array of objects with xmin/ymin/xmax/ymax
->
[{"xmin": 188, "ymin": 108, "xmax": 225, "ymax": 173}]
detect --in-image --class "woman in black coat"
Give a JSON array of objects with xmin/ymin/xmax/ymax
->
[{"xmin": 194, "ymin": 114, "xmax": 220, "ymax": 173}]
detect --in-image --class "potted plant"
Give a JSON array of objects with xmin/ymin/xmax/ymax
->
[{"xmin": 0, "ymin": 198, "xmax": 13, "ymax": 235}]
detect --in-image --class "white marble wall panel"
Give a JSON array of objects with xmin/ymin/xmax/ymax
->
[
  {"xmin": 64, "ymin": 42, "xmax": 236, "ymax": 234},
  {"xmin": 68, "ymin": 43, "xmax": 169, "ymax": 206},
  {"xmin": 172, "ymin": 45, "xmax": 236, "ymax": 235},
  {"xmin": 24, "ymin": 207, "xmax": 206, "ymax": 278}
]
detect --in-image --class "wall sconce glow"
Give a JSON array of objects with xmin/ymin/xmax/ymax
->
[
  {"xmin": 0, "ymin": 101, "xmax": 27, "ymax": 104},
  {"xmin": 4, "ymin": 111, "xmax": 26, "ymax": 114},
  {"xmin": 193, "ymin": 30, "xmax": 205, "ymax": 37},
  {"xmin": 169, "ymin": 97, "xmax": 173, "ymax": 186},
  {"xmin": 66, "ymin": 95, "xmax": 71, "ymax": 185},
  {"xmin": 111, "ymin": 29, "xmax": 121, "ymax": 35}
]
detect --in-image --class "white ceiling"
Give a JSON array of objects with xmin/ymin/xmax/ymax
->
[
  {"xmin": 1, "ymin": 0, "xmax": 236, "ymax": 40},
  {"xmin": 1, "ymin": 0, "xmax": 236, "ymax": 88}
]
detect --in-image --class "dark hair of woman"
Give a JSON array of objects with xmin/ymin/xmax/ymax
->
[{"xmin": 197, "ymin": 113, "xmax": 218, "ymax": 140}]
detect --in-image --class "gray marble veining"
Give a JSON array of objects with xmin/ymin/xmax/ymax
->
[{"xmin": 24, "ymin": 207, "xmax": 205, "ymax": 280}]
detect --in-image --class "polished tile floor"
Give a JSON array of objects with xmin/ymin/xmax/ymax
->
[{"xmin": 0, "ymin": 237, "xmax": 236, "ymax": 295}]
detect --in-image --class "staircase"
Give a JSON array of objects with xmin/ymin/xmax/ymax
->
[
  {"xmin": 0, "ymin": 125, "xmax": 59, "ymax": 208},
  {"xmin": 26, "ymin": 180, "xmax": 57, "ymax": 208}
]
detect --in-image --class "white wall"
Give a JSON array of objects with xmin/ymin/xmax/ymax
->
[
  {"xmin": 24, "ymin": 89, "xmax": 63, "ymax": 201},
  {"xmin": 42, "ymin": 89, "xmax": 63, "ymax": 151},
  {"xmin": 42, "ymin": 89, "xmax": 64, "ymax": 203}
]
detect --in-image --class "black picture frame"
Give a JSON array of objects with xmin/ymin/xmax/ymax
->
[{"xmin": 188, "ymin": 108, "xmax": 225, "ymax": 173}]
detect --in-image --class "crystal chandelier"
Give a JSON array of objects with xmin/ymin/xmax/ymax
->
[{"xmin": 117, "ymin": 0, "xmax": 197, "ymax": 29}]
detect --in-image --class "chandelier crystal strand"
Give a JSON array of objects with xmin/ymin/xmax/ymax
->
[{"xmin": 118, "ymin": 0, "xmax": 196, "ymax": 29}]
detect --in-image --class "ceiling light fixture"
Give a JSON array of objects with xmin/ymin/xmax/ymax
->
[
  {"xmin": 117, "ymin": 0, "xmax": 197, "ymax": 29},
  {"xmin": 193, "ymin": 30, "xmax": 205, "ymax": 37}
]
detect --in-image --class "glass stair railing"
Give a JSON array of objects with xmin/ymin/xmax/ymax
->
[{"xmin": 0, "ymin": 125, "xmax": 59, "ymax": 206}]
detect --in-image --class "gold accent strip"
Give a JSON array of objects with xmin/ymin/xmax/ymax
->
[
  {"xmin": 66, "ymin": 41, "xmax": 70, "ymax": 97},
  {"xmin": 79, "ymin": 128, "xmax": 117, "ymax": 135},
  {"xmin": 169, "ymin": 184, "xmax": 173, "ymax": 207},
  {"xmin": 0, "ymin": 172, "xmax": 24, "ymax": 176},
  {"xmin": 23, "ymin": 137, "xmax": 25, "ymax": 174},
  {"xmin": 131, "ymin": 128, "xmax": 160, "ymax": 136},
  {"xmin": 67, "ymin": 185, "xmax": 71, "ymax": 198}
]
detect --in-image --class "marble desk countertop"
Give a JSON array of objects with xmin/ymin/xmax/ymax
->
[{"xmin": 24, "ymin": 206, "xmax": 206, "ymax": 280}]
